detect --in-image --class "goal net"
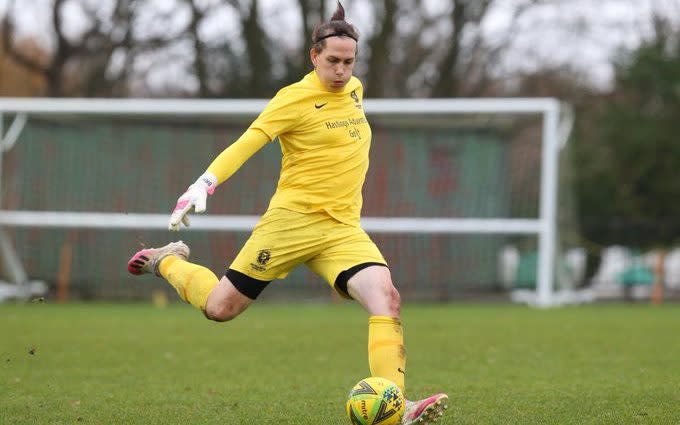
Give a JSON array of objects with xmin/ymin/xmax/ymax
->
[{"xmin": 0, "ymin": 98, "xmax": 574, "ymax": 306}]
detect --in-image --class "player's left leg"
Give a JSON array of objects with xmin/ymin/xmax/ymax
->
[
  {"xmin": 346, "ymin": 266, "xmax": 448, "ymax": 425},
  {"xmin": 305, "ymin": 223, "xmax": 448, "ymax": 424},
  {"xmin": 345, "ymin": 266, "xmax": 404, "ymax": 387}
]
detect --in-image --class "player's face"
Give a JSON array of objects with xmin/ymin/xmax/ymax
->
[{"xmin": 311, "ymin": 37, "xmax": 357, "ymax": 92}]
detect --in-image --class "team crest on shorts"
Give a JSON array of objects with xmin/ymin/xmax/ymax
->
[
  {"xmin": 257, "ymin": 249, "xmax": 271, "ymax": 265},
  {"xmin": 250, "ymin": 249, "xmax": 271, "ymax": 272}
]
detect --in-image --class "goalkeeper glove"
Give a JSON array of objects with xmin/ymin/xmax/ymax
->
[{"xmin": 168, "ymin": 172, "xmax": 218, "ymax": 231}]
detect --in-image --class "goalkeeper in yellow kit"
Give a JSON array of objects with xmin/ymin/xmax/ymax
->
[{"xmin": 127, "ymin": 3, "xmax": 447, "ymax": 423}]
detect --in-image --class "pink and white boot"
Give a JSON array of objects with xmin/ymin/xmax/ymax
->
[
  {"xmin": 127, "ymin": 241, "xmax": 190, "ymax": 276},
  {"xmin": 402, "ymin": 393, "xmax": 449, "ymax": 424}
]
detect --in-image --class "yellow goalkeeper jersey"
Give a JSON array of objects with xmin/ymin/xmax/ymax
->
[{"xmin": 248, "ymin": 71, "xmax": 371, "ymax": 227}]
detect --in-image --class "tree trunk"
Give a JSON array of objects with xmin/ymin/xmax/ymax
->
[
  {"xmin": 187, "ymin": 0, "xmax": 209, "ymax": 97},
  {"xmin": 242, "ymin": 0, "xmax": 271, "ymax": 96},
  {"xmin": 365, "ymin": 0, "xmax": 398, "ymax": 97},
  {"xmin": 431, "ymin": 1, "xmax": 465, "ymax": 97}
]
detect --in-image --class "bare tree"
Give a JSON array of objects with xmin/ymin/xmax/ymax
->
[
  {"xmin": 429, "ymin": 1, "xmax": 493, "ymax": 97},
  {"xmin": 184, "ymin": 0, "xmax": 210, "ymax": 97},
  {"xmin": 364, "ymin": 0, "xmax": 398, "ymax": 97},
  {"xmin": 0, "ymin": 0, "xmax": 129, "ymax": 96},
  {"xmin": 298, "ymin": 0, "xmax": 315, "ymax": 59},
  {"xmin": 239, "ymin": 0, "xmax": 272, "ymax": 96},
  {"xmin": 76, "ymin": 0, "xmax": 137, "ymax": 96},
  {"xmin": 1, "ymin": 0, "xmax": 192, "ymax": 97},
  {"xmin": 2, "ymin": 0, "xmax": 72, "ymax": 96},
  {"xmin": 4, "ymin": 0, "xmax": 660, "ymax": 99}
]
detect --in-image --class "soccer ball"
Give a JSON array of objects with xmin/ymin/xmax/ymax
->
[{"xmin": 346, "ymin": 377, "xmax": 405, "ymax": 425}]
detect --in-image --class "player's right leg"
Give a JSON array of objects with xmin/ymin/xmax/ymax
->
[
  {"xmin": 203, "ymin": 275, "xmax": 256, "ymax": 322},
  {"xmin": 127, "ymin": 241, "xmax": 252, "ymax": 321},
  {"xmin": 127, "ymin": 241, "xmax": 190, "ymax": 277},
  {"xmin": 127, "ymin": 209, "xmax": 309, "ymax": 321}
]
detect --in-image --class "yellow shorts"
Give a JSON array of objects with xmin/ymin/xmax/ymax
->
[{"xmin": 228, "ymin": 208, "xmax": 387, "ymax": 298}]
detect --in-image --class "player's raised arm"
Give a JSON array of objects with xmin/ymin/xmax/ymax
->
[
  {"xmin": 168, "ymin": 128, "xmax": 270, "ymax": 231},
  {"xmin": 168, "ymin": 85, "xmax": 300, "ymax": 231}
]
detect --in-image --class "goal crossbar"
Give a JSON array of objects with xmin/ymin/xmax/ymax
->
[{"xmin": 0, "ymin": 97, "xmax": 559, "ymax": 116}]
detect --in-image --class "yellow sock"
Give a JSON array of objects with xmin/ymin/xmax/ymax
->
[
  {"xmin": 158, "ymin": 256, "xmax": 219, "ymax": 311},
  {"xmin": 368, "ymin": 316, "xmax": 406, "ymax": 393}
]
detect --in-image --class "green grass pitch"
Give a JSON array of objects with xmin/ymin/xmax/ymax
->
[{"xmin": 1, "ymin": 302, "xmax": 679, "ymax": 424}]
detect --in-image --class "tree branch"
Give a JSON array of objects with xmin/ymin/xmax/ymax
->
[{"xmin": 1, "ymin": 6, "xmax": 48, "ymax": 75}]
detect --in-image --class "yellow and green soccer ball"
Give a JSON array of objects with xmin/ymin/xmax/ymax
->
[{"xmin": 346, "ymin": 377, "xmax": 405, "ymax": 425}]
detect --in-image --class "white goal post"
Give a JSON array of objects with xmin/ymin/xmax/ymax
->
[{"xmin": 0, "ymin": 97, "xmax": 573, "ymax": 307}]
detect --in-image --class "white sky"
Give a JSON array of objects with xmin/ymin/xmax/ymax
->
[{"xmin": 1, "ymin": 0, "xmax": 679, "ymax": 93}]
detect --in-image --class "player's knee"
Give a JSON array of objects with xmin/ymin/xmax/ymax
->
[
  {"xmin": 387, "ymin": 283, "xmax": 401, "ymax": 317},
  {"xmin": 205, "ymin": 303, "xmax": 240, "ymax": 322},
  {"xmin": 377, "ymin": 270, "xmax": 401, "ymax": 316}
]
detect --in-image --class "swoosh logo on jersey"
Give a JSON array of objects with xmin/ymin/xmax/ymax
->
[{"xmin": 315, "ymin": 102, "xmax": 328, "ymax": 109}]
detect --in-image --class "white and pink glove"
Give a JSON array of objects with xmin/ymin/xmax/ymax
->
[{"xmin": 168, "ymin": 172, "xmax": 218, "ymax": 231}]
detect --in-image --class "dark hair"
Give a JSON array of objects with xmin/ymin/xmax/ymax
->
[{"xmin": 311, "ymin": 1, "xmax": 359, "ymax": 53}]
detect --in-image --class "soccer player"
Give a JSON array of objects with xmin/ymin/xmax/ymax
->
[{"xmin": 127, "ymin": 2, "xmax": 448, "ymax": 423}]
